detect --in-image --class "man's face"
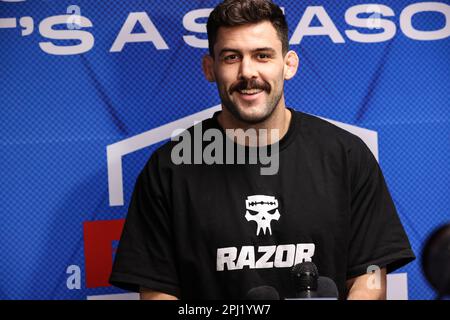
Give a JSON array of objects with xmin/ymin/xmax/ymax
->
[{"xmin": 207, "ymin": 21, "xmax": 288, "ymax": 124}]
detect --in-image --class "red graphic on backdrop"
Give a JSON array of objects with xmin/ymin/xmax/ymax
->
[{"xmin": 83, "ymin": 219, "xmax": 125, "ymax": 288}]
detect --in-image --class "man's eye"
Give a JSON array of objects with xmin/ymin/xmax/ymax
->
[
  {"xmin": 224, "ymin": 54, "xmax": 238, "ymax": 61},
  {"xmin": 258, "ymin": 53, "xmax": 271, "ymax": 60}
]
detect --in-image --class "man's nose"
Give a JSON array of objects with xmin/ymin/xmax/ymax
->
[{"xmin": 238, "ymin": 57, "xmax": 258, "ymax": 80}]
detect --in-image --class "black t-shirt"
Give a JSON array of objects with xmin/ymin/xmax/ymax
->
[{"xmin": 110, "ymin": 109, "xmax": 415, "ymax": 299}]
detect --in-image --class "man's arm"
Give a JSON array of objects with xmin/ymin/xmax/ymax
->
[
  {"xmin": 140, "ymin": 286, "xmax": 178, "ymax": 300},
  {"xmin": 346, "ymin": 268, "xmax": 387, "ymax": 300}
]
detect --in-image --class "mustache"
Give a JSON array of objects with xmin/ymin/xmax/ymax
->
[{"xmin": 229, "ymin": 79, "xmax": 271, "ymax": 94}]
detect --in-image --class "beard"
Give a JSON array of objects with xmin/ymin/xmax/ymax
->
[{"xmin": 219, "ymin": 78, "xmax": 283, "ymax": 125}]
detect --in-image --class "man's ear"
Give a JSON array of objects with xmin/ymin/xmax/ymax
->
[
  {"xmin": 284, "ymin": 50, "xmax": 299, "ymax": 80},
  {"xmin": 202, "ymin": 55, "xmax": 216, "ymax": 82}
]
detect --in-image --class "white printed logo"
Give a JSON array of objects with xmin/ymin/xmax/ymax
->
[{"xmin": 245, "ymin": 195, "xmax": 280, "ymax": 236}]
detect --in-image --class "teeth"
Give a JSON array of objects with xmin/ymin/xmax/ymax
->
[{"xmin": 239, "ymin": 89, "xmax": 263, "ymax": 95}]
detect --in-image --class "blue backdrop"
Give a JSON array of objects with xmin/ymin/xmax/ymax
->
[{"xmin": 1, "ymin": 0, "xmax": 449, "ymax": 299}]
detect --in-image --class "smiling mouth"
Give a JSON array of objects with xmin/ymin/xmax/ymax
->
[
  {"xmin": 234, "ymin": 88, "xmax": 265, "ymax": 102},
  {"xmin": 238, "ymin": 88, "xmax": 264, "ymax": 95}
]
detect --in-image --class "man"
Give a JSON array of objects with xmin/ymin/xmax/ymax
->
[{"xmin": 110, "ymin": 0, "xmax": 415, "ymax": 300}]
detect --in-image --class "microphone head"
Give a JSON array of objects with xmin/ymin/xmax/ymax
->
[
  {"xmin": 245, "ymin": 286, "xmax": 280, "ymax": 300},
  {"xmin": 291, "ymin": 261, "xmax": 319, "ymax": 291},
  {"xmin": 317, "ymin": 276, "xmax": 339, "ymax": 299},
  {"xmin": 422, "ymin": 223, "xmax": 450, "ymax": 297}
]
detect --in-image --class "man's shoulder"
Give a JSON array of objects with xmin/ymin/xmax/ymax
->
[
  {"xmin": 291, "ymin": 110, "xmax": 377, "ymax": 172},
  {"xmin": 294, "ymin": 110, "xmax": 363, "ymax": 147}
]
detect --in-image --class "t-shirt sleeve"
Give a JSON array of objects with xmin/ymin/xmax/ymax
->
[
  {"xmin": 346, "ymin": 137, "xmax": 415, "ymax": 279},
  {"xmin": 109, "ymin": 152, "xmax": 180, "ymax": 297}
]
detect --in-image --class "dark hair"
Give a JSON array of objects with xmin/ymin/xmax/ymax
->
[{"xmin": 207, "ymin": 0, "xmax": 289, "ymax": 57}]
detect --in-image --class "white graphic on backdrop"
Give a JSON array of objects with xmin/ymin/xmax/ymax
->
[
  {"xmin": 106, "ymin": 105, "xmax": 378, "ymax": 207},
  {"xmin": 1, "ymin": 2, "xmax": 450, "ymax": 55}
]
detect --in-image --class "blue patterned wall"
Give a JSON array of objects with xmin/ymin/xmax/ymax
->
[{"xmin": 1, "ymin": 0, "xmax": 449, "ymax": 299}]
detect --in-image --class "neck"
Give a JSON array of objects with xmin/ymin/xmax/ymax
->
[{"xmin": 217, "ymin": 99, "xmax": 292, "ymax": 146}]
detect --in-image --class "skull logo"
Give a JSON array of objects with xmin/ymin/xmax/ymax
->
[{"xmin": 245, "ymin": 195, "xmax": 280, "ymax": 236}]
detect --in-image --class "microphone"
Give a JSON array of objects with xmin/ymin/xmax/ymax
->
[
  {"xmin": 422, "ymin": 223, "xmax": 450, "ymax": 299},
  {"xmin": 245, "ymin": 285, "xmax": 280, "ymax": 300},
  {"xmin": 291, "ymin": 261, "xmax": 319, "ymax": 298},
  {"xmin": 317, "ymin": 276, "xmax": 339, "ymax": 299},
  {"xmin": 290, "ymin": 262, "xmax": 339, "ymax": 299}
]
